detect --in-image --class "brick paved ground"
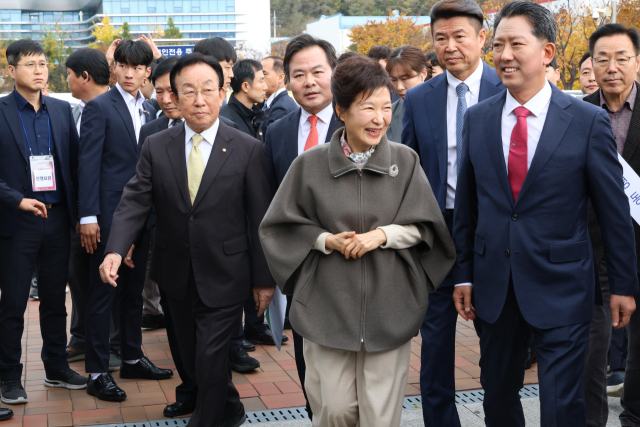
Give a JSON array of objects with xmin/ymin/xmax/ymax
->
[{"xmin": 0, "ymin": 293, "xmax": 539, "ymax": 426}]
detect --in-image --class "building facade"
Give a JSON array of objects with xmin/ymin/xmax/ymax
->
[{"xmin": 0, "ymin": 0, "xmax": 270, "ymax": 53}]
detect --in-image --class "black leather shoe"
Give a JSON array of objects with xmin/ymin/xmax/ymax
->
[
  {"xmin": 87, "ymin": 373, "xmax": 126, "ymax": 402},
  {"xmin": 120, "ymin": 356, "xmax": 173, "ymax": 380},
  {"xmin": 229, "ymin": 347, "xmax": 260, "ymax": 373},
  {"xmin": 220, "ymin": 408, "xmax": 246, "ymax": 427},
  {"xmin": 141, "ymin": 314, "xmax": 167, "ymax": 330},
  {"xmin": 0, "ymin": 407, "xmax": 13, "ymax": 421},
  {"xmin": 245, "ymin": 326, "xmax": 289, "ymax": 346},
  {"xmin": 242, "ymin": 340, "xmax": 255, "ymax": 352},
  {"xmin": 163, "ymin": 399, "xmax": 196, "ymax": 417}
]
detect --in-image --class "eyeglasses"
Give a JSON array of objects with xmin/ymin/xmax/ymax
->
[
  {"xmin": 178, "ymin": 88, "xmax": 221, "ymax": 99},
  {"xmin": 15, "ymin": 62, "xmax": 49, "ymax": 70},
  {"xmin": 592, "ymin": 56, "xmax": 638, "ymax": 68}
]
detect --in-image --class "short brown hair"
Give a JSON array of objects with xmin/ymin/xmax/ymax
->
[
  {"xmin": 367, "ymin": 46, "xmax": 392, "ymax": 61},
  {"xmin": 332, "ymin": 55, "xmax": 395, "ymax": 113},
  {"xmin": 430, "ymin": 0, "xmax": 484, "ymax": 33},
  {"xmin": 385, "ymin": 45, "xmax": 428, "ymax": 77}
]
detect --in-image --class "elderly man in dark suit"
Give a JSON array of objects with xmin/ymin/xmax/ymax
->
[
  {"xmin": 99, "ymin": 53, "xmax": 276, "ymax": 427},
  {"xmin": 261, "ymin": 56, "xmax": 298, "ymax": 135}
]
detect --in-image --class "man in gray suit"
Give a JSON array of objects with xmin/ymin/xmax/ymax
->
[{"xmin": 64, "ymin": 48, "xmax": 121, "ymax": 369}]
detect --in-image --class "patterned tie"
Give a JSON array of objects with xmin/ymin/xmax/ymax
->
[
  {"xmin": 456, "ymin": 82, "xmax": 469, "ymax": 176},
  {"xmin": 304, "ymin": 115, "xmax": 319, "ymax": 151},
  {"xmin": 188, "ymin": 135, "xmax": 205, "ymax": 205},
  {"xmin": 508, "ymin": 106, "xmax": 531, "ymax": 202},
  {"xmin": 170, "ymin": 119, "xmax": 183, "ymax": 127}
]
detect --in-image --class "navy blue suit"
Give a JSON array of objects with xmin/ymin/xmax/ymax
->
[
  {"xmin": 78, "ymin": 87, "xmax": 156, "ymax": 374},
  {"xmin": 263, "ymin": 107, "xmax": 341, "ymax": 418},
  {"xmin": 261, "ymin": 90, "xmax": 298, "ymax": 136},
  {"xmin": 401, "ymin": 62, "xmax": 503, "ymax": 427},
  {"xmin": 0, "ymin": 91, "xmax": 78, "ymax": 380},
  {"xmin": 453, "ymin": 84, "xmax": 638, "ymax": 426}
]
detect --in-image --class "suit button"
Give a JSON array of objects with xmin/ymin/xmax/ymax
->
[
  {"xmin": 505, "ymin": 249, "xmax": 510, "ymax": 257},
  {"xmin": 185, "ymin": 243, "xmax": 190, "ymax": 249},
  {"xmin": 512, "ymin": 214, "xmax": 518, "ymax": 221},
  {"xmin": 189, "ymin": 215, "xmax": 194, "ymax": 221}
]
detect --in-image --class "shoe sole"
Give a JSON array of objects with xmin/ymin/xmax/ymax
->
[
  {"xmin": 230, "ymin": 362, "xmax": 260, "ymax": 373},
  {"xmin": 227, "ymin": 414, "xmax": 247, "ymax": 427},
  {"xmin": 44, "ymin": 379, "xmax": 87, "ymax": 390},
  {"xmin": 67, "ymin": 354, "xmax": 86, "ymax": 362},
  {"xmin": 607, "ymin": 383, "xmax": 624, "ymax": 397},
  {"xmin": 0, "ymin": 412, "xmax": 13, "ymax": 421},
  {"xmin": 86, "ymin": 388, "xmax": 127, "ymax": 402},
  {"xmin": 119, "ymin": 372, "xmax": 173, "ymax": 380},
  {"xmin": 242, "ymin": 346, "xmax": 256, "ymax": 352},
  {"xmin": 0, "ymin": 396, "xmax": 27, "ymax": 405}
]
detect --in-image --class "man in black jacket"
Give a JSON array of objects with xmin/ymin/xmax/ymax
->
[
  {"xmin": 219, "ymin": 59, "xmax": 266, "ymax": 140},
  {"xmin": 261, "ymin": 56, "xmax": 298, "ymax": 136}
]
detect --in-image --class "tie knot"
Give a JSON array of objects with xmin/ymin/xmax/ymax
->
[
  {"xmin": 171, "ymin": 119, "xmax": 183, "ymax": 127},
  {"xmin": 192, "ymin": 134, "xmax": 204, "ymax": 147},
  {"xmin": 308, "ymin": 115, "xmax": 319, "ymax": 126},
  {"xmin": 456, "ymin": 83, "xmax": 468, "ymax": 98},
  {"xmin": 514, "ymin": 106, "xmax": 531, "ymax": 119}
]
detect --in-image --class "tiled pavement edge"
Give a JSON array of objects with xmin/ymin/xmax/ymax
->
[{"xmin": 0, "ymin": 293, "xmax": 538, "ymax": 426}]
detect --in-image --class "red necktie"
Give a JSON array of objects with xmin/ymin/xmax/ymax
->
[
  {"xmin": 304, "ymin": 115, "xmax": 319, "ymax": 151},
  {"xmin": 508, "ymin": 106, "xmax": 531, "ymax": 202}
]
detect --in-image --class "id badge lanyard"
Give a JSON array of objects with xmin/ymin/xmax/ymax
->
[{"xmin": 17, "ymin": 105, "xmax": 57, "ymax": 192}]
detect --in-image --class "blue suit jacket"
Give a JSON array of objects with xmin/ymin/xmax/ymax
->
[
  {"xmin": 453, "ymin": 84, "xmax": 639, "ymax": 329},
  {"xmin": 402, "ymin": 62, "xmax": 504, "ymax": 212},
  {"xmin": 0, "ymin": 92, "xmax": 79, "ymax": 236},
  {"xmin": 263, "ymin": 107, "xmax": 342, "ymax": 186},
  {"xmin": 261, "ymin": 90, "xmax": 298, "ymax": 136},
  {"xmin": 78, "ymin": 87, "xmax": 156, "ymax": 229}
]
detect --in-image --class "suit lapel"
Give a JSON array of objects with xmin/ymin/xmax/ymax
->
[
  {"xmin": 621, "ymin": 82, "xmax": 640, "ymax": 162},
  {"xmin": 1, "ymin": 93, "xmax": 29, "ymax": 164},
  {"xmin": 46, "ymin": 100, "xmax": 64, "ymax": 162},
  {"xmin": 110, "ymin": 88, "xmax": 137, "ymax": 151},
  {"xmin": 478, "ymin": 62, "xmax": 504, "ymax": 101},
  {"xmin": 192, "ymin": 123, "xmax": 233, "ymax": 210},
  {"xmin": 485, "ymin": 93, "xmax": 515, "ymax": 207},
  {"xmin": 426, "ymin": 78, "xmax": 448, "ymax": 185},
  {"xmin": 285, "ymin": 109, "xmax": 302, "ymax": 167},
  {"xmin": 166, "ymin": 126, "xmax": 191, "ymax": 208},
  {"xmin": 326, "ymin": 112, "xmax": 341, "ymax": 142}
]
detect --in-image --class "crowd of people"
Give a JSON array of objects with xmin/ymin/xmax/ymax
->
[{"xmin": 0, "ymin": 0, "xmax": 640, "ymax": 426}]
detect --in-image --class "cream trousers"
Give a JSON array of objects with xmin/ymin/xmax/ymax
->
[{"xmin": 303, "ymin": 338, "xmax": 411, "ymax": 427}]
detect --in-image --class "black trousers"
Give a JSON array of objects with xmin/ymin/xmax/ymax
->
[
  {"xmin": 230, "ymin": 296, "xmax": 268, "ymax": 350},
  {"xmin": 84, "ymin": 228, "xmax": 149, "ymax": 373},
  {"xmin": 166, "ymin": 268, "xmax": 243, "ymax": 425},
  {"xmin": 286, "ymin": 295, "xmax": 312, "ymax": 419},
  {"xmin": 160, "ymin": 287, "xmax": 198, "ymax": 404},
  {"xmin": 0, "ymin": 207, "xmax": 70, "ymax": 380},
  {"xmin": 67, "ymin": 230, "xmax": 120, "ymax": 353}
]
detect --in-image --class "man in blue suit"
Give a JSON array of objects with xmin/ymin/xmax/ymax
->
[
  {"xmin": 78, "ymin": 39, "xmax": 173, "ymax": 402},
  {"xmin": 0, "ymin": 40, "xmax": 87, "ymax": 407},
  {"xmin": 260, "ymin": 56, "xmax": 298, "ymax": 136},
  {"xmin": 452, "ymin": 2, "xmax": 639, "ymax": 426},
  {"xmin": 263, "ymin": 34, "xmax": 341, "ymax": 419},
  {"xmin": 401, "ymin": 0, "xmax": 503, "ymax": 425}
]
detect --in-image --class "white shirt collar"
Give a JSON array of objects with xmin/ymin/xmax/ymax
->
[
  {"xmin": 78, "ymin": 100, "xmax": 85, "ymax": 113},
  {"xmin": 266, "ymin": 87, "xmax": 287, "ymax": 108},
  {"xmin": 446, "ymin": 60, "xmax": 484, "ymax": 96},
  {"xmin": 300, "ymin": 103, "xmax": 334, "ymax": 125},
  {"xmin": 184, "ymin": 118, "xmax": 220, "ymax": 146},
  {"xmin": 115, "ymin": 82, "xmax": 144, "ymax": 105},
  {"xmin": 505, "ymin": 80, "xmax": 552, "ymax": 118}
]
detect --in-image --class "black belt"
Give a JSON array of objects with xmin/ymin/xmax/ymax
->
[{"xmin": 444, "ymin": 209, "xmax": 454, "ymax": 221}]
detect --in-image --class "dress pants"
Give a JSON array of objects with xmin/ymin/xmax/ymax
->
[
  {"xmin": 0, "ymin": 207, "xmax": 70, "ymax": 380},
  {"xmin": 67, "ymin": 230, "xmax": 120, "ymax": 353},
  {"xmin": 480, "ymin": 283, "xmax": 590, "ymax": 427},
  {"xmin": 229, "ymin": 297, "xmax": 268, "ymax": 350},
  {"xmin": 159, "ymin": 287, "xmax": 198, "ymax": 404},
  {"xmin": 84, "ymin": 228, "xmax": 149, "ymax": 373},
  {"xmin": 303, "ymin": 338, "xmax": 411, "ymax": 427},
  {"xmin": 610, "ymin": 326, "xmax": 628, "ymax": 371},
  {"xmin": 142, "ymin": 247, "xmax": 163, "ymax": 316},
  {"xmin": 285, "ymin": 295, "xmax": 312, "ymax": 418},
  {"xmin": 583, "ymin": 259, "xmax": 612, "ymax": 427},
  {"xmin": 621, "ymin": 291, "xmax": 640, "ymax": 427},
  {"xmin": 166, "ymin": 268, "xmax": 243, "ymax": 426}
]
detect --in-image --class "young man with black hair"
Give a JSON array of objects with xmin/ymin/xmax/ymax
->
[
  {"xmin": 194, "ymin": 36, "xmax": 237, "ymax": 107},
  {"xmin": 78, "ymin": 38, "xmax": 173, "ymax": 402},
  {"xmin": 261, "ymin": 56, "xmax": 297, "ymax": 135},
  {"xmin": 579, "ymin": 52, "xmax": 599, "ymax": 95},
  {"xmin": 0, "ymin": 39, "xmax": 86, "ymax": 409},
  {"xmin": 545, "ymin": 56, "xmax": 561, "ymax": 86},
  {"xmin": 65, "ymin": 48, "xmax": 123, "ymax": 370},
  {"xmin": 219, "ymin": 59, "xmax": 267, "ymax": 139}
]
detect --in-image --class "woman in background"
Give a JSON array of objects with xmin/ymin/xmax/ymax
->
[{"xmin": 425, "ymin": 51, "xmax": 445, "ymax": 79}]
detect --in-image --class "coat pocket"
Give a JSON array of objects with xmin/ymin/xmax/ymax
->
[
  {"xmin": 223, "ymin": 235, "xmax": 248, "ymax": 255},
  {"xmin": 549, "ymin": 240, "xmax": 589, "ymax": 263},
  {"xmin": 474, "ymin": 235, "xmax": 485, "ymax": 255}
]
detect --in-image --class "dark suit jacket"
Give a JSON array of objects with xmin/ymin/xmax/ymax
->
[
  {"xmin": 261, "ymin": 90, "xmax": 298, "ymax": 136},
  {"xmin": 402, "ymin": 62, "xmax": 504, "ymax": 212},
  {"xmin": 263, "ymin": 108, "xmax": 342, "ymax": 187},
  {"xmin": 0, "ymin": 92, "xmax": 79, "ymax": 236},
  {"xmin": 219, "ymin": 94, "xmax": 264, "ymax": 139},
  {"xmin": 78, "ymin": 87, "xmax": 156, "ymax": 229},
  {"xmin": 105, "ymin": 121, "xmax": 276, "ymax": 308},
  {"xmin": 452, "ymin": 84, "xmax": 639, "ymax": 329},
  {"xmin": 584, "ymin": 82, "xmax": 640, "ymax": 272}
]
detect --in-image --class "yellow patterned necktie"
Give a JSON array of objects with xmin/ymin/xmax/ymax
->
[{"xmin": 188, "ymin": 134, "xmax": 205, "ymax": 204}]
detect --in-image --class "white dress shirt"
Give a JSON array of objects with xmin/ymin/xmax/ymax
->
[
  {"xmin": 455, "ymin": 81, "xmax": 552, "ymax": 288},
  {"xmin": 184, "ymin": 119, "xmax": 219, "ymax": 169},
  {"xmin": 266, "ymin": 87, "xmax": 287, "ymax": 108},
  {"xmin": 445, "ymin": 61, "xmax": 484, "ymax": 209},
  {"xmin": 297, "ymin": 104, "xmax": 334, "ymax": 155},
  {"xmin": 76, "ymin": 101, "xmax": 85, "ymax": 135}
]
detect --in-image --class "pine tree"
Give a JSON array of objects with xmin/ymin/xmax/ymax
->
[
  {"xmin": 120, "ymin": 21, "xmax": 132, "ymax": 39},
  {"xmin": 164, "ymin": 17, "xmax": 182, "ymax": 41}
]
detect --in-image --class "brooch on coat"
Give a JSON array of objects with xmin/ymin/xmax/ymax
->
[{"xmin": 389, "ymin": 164, "xmax": 399, "ymax": 177}]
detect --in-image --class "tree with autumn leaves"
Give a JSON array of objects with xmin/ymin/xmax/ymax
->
[{"xmin": 348, "ymin": 13, "xmax": 432, "ymax": 54}]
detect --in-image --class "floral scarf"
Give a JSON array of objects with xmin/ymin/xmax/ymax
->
[{"xmin": 340, "ymin": 131, "xmax": 376, "ymax": 165}]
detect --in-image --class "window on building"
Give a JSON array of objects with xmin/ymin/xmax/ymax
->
[
  {"xmin": 121, "ymin": 7, "xmax": 129, "ymax": 13},
  {"xmin": 192, "ymin": 6, "xmax": 199, "ymax": 12},
  {"xmin": 174, "ymin": 7, "xmax": 182, "ymax": 12},
  {"xmin": 30, "ymin": 14, "xmax": 39, "ymax": 22},
  {"xmin": 148, "ymin": 6, "xmax": 156, "ymax": 13}
]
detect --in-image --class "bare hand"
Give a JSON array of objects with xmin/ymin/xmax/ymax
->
[
  {"xmin": 453, "ymin": 285, "xmax": 476, "ymax": 321},
  {"xmin": 325, "ymin": 231, "xmax": 355, "ymax": 253},
  {"xmin": 253, "ymin": 286, "xmax": 276, "ymax": 317},
  {"xmin": 80, "ymin": 223, "xmax": 100, "ymax": 254},
  {"xmin": 140, "ymin": 34, "xmax": 162, "ymax": 59},
  {"xmin": 123, "ymin": 244, "xmax": 135, "ymax": 268},
  {"xmin": 18, "ymin": 198, "xmax": 47, "ymax": 218},
  {"xmin": 75, "ymin": 221, "xmax": 81, "ymax": 233},
  {"xmin": 106, "ymin": 39, "xmax": 121, "ymax": 67},
  {"xmin": 99, "ymin": 253, "xmax": 122, "ymax": 287},
  {"xmin": 611, "ymin": 294, "xmax": 636, "ymax": 328},
  {"xmin": 342, "ymin": 229, "xmax": 387, "ymax": 259}
]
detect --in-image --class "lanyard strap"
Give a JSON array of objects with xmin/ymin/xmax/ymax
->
[{"xmin": 16, "ymin": 102, "xmax": 51, "ymax": 157}]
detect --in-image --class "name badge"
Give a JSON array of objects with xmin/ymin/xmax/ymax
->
[{"xmin": 30, "ymin": 155, "xmax": 57, "ymax": 192}]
